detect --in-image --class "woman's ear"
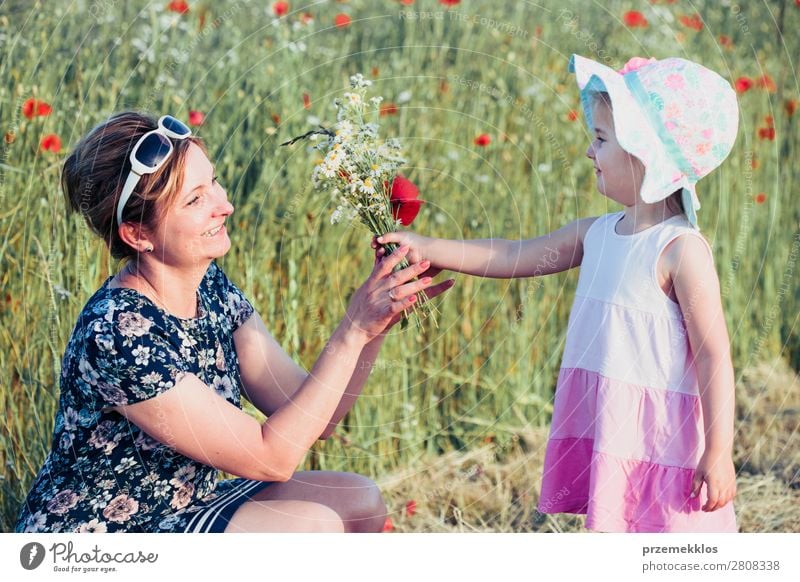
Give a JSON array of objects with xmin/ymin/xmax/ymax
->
[{"xmin": 117, "ymin": 221, "xmax": 154, "ymax": 254}]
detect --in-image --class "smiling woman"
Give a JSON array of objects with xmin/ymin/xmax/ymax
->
[{"xmin": 15, "ymin": 111, "xmax": 452, "ymax": 533}]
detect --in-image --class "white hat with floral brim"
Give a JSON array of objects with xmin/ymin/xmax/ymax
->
[{"xmin": 570, "ymin": 54, "xmax": 739, "ymax": 228}]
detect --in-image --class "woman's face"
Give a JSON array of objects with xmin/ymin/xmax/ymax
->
[
  {"xmin": 585, "ymin": 99, "xmax": 645, "ymax": 207},
  {"xmin": 147, "ymin": 142, "xmax": 234, "ymax": 267}
]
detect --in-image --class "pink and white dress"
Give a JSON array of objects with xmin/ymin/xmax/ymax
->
[{"xmin": 537, "ymin": 212, "xmax": 737, "ymax": 532}]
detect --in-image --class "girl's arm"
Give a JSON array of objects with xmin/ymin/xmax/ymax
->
[
  {"xmin": 667, "ymin": 234, "xmax": 737, "ymax": 512},
  {"xmin": 377, "ymin": 217, "xmax": 597, "ymax": 279}
]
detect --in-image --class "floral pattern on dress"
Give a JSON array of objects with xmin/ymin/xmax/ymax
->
[{"xmin": 15, "ymin": 262, "xmax": 257, "ymax": 533}]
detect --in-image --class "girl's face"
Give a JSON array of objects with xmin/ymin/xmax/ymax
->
[
  {"xmin": 585, "ymin": 99, "xmax": 645, "ymax": 206},
  {"xmin": 147, "ymin": 142, "xmax": 234, "ymax": 268}
]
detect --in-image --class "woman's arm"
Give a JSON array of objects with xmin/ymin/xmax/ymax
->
[
  {"xmin": 667, "ymin": 234, "xmax": 737, "ymax": 512},
  {"xmin": 377, "ymin": 217, "xmax": 597, "ymax": 278},
  {"xmin": 234, "ymin": 276, "xmax": 454, "ymax": 440},
  {"xmin": 112, "ymin": 248, "xmax": 434, "ymax": 482}
]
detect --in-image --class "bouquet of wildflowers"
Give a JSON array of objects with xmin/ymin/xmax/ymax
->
[{"xmin": 282, "ymin": 73, "xmax": 435, "ymax": 329}]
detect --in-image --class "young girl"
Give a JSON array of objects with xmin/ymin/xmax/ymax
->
[{"xmin": 377, "ymin": 54, "xmax": 740, "ymax": 532}]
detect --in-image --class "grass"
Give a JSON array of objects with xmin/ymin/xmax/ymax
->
[{"xmin": 1, "ymin": 0, "xmax": 798, "ymax": 532}]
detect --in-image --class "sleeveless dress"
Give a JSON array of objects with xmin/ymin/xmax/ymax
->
[
  {"xmin": 537, "ymin": 212, "xmax": 737, "ymax": 532},
  {"xmin": 15, "ymin": 262, "xmax": 275, "ymax": 533}
]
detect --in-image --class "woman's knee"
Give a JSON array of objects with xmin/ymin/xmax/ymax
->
[{"xmin": 339, "ymin": 474, "xmax": 387, "ymax": 533}]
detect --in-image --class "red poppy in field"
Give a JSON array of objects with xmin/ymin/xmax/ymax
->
[
  {"xmin": 567, "ymin": 109, "xmax": 579, "ymax": 122},
  {"xmin": 22, "ymin": 98, "xmax": 52, "ymax": 119},
  {"xmin": 271, "ymin": 113, "xmax": 281, "ymax": 125},
  {"xmin": 786, "ymin": 99, "xmax": 797, "ymax": 117},
  {"xmin": 334, "ymin": 13, "xmax": 351, "ymax": 28},
  {"xmin": 371, "ymin": 66, "xmax": 380, "ymax": 77},
  {"xmin": 303, "ymin": 93, "xmax": 311, "ymax": 109},
  {"xmin": 40, "ymin": 133, "xmax": 62, "ymax": 153},
  {"xmin": 474, "ymin": 133, "xmax": 491, "ymax": 147},
  {"xmin": 756, "ymin": 74, "xmax": 776, "ymax": 93},
  {"xmin": 167, "ymin": 0, "xmax": 189, "ymax": 14},
  {"xmin": 272, "ymin": 1, "xmax": 289, "ymax": 17},
  {"xmin": 379, "ymin": 102, "xmax": 398, "ymax": 116},
  {"xmin": 758, "ymin": 126, "xmax": 775, "ymax": 141},
  {"xmin": 734, "ymin": 77, "xmax": 753, "ymax": 94},
  {"xmin": 440, "ymin": 0, "xmax": 461, "ymax": 6},
  {"xmin": 389, "ymin": 175, "xmax": 424, "ymax": 226},
  {"xmin": 382, "ymin": 517, "xmax": 394, "ymax": 532},
  {"xmin": 718, "ymin": 35, "xmax": 733, "ymax": 48},
  {"xmin": 188, "ymin": 110, "xmax": 205, "ymax": 126},
  {"xmin": 755, "ymin": 192, "xmax": 767, "ymax": 204},
  {"xmin": 405, "ymin": 500, "xmax": 417, "ymax": 517},
  {"xmin": 400, "ymin": 0, "xmax": 415, "ymax": 5},
  {"xmin": 623, "ymin": 10, "xmax": 648, "ymax": 28},
  {"xmin": 300, "ymin": 12, "xmax": 314, "ymax": 24},
  {"xmin": 678, "ymin": 14, "xmax": 703, "ymax": 31}
]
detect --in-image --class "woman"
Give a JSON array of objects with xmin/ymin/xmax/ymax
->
[{"xmin": 15, "ymin": 111, "xmax": 452, "ymax": 533}]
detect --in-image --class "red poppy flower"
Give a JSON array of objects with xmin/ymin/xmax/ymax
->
[
  {"xmin": 167, "ymin": 0, "xmax": 189, "ymax": 14},
  {"xmin": 678, "ymin": 14, "xmax": 703, "ymax": 31},
  {"xmin": 764, "ymin": 115, "xmax": 774, "ymax": 127},
  {"xmin": 758, "ymin": 126, "xmax": 775, "ymax": 141},
  {"xmin": 379, "ymin": 102, "xmax": 398, "ymax": 116},
  {"xmin": 271, "ymin": 113, "xmax": 281, "ymax": 125},
  {"xmin": 22, "ymin": 98, "xmax": 52, "ymax": 120},
  {"xmin": 405, "ymin": 500, "xmax": 417, "ymax": 517},
  {"xmin": 389, "ymin": 175, "xmax": 423, "ymax": 226},
  {"xmin": 382, "ymin": 517, "xmax": 394, "ymax": 532},
  {"xmin": 303, "ymin": 93, "xmax": 311, "ymax": 109},
  {"xmin": 755, "ymin": 192, "xmax": 766, "ymax": 204},
  {"xmin": 786, "ymin": 99, "xmax": 797, "ymax": 117},
  {"xmin": 734, "ymin": 77, "xmax": 753, "ymax": 94},
  {"xmin": 300, "ymin": 12, "xmax": 314, "ymax": 24},
  {"xmin": 756, "ymin": 74, "xmax": 776, "ymax": 93},
  {"xmin": 567, "ymin": 109, "xmax": 579, "ymax": 121},
  {"xmin": 334, "ymin": 13, "xmax": 351, "ymax": 28},
  {"xmin": 371, "ymin": 66, "xmax": 380, "ymax": 77},
  {"xmin": 439, "ymin": 0, "xmax": 461, "ymax": 6},
  {"xmin": 718, "ymin": 35, "xmax": 733, "ymax": 48},
  {"xmin": 474, "ymin": 133, "xmax": 491, "ymax": 147},
  {"xmin": 188, "ymin": 110, "xmax": 205, "ymax": 126},
  {"xmin": 623, "ymin": 10, "xmax": 648, "ymax": 28},
  {"xmin": 272, "ymin": 1, "xmax": 289, "ymax": 17},
  {"xmin": 400, "ymin": 0, "xmax": 415, "ymax": 5},
  {"xmin": 40, "ymin": 133, "xmax": 62, "ymax": 153}
]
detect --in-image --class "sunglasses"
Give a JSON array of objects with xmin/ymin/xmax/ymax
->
[{"xmin": 116, "ymin": 115, "xmax": 192, "ymax": 226}]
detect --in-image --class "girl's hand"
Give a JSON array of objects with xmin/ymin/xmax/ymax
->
[
  {"xmin": 372, "ymin": 232, "xmax": 443, "ymax": 280},
  {"xmin": 691, "ymin": 448, "xmax": 737, "ymax": 512},
  {"xmin": 343, "ymin": 246, "xmax": 447, "ymax": 344}
]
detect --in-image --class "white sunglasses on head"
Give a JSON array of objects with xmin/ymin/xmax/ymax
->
[{"xmin": 116, "ymin": 115, "xmax": 192, "ymax": 226}]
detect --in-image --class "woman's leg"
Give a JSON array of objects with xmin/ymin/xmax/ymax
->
[
  {"xmin": 224, "ymin": 499, "xmax": 345, "ymax": 533},
  {"xmin": 228, "ymin": 471, "xmax": 386, "ymax": 533}
]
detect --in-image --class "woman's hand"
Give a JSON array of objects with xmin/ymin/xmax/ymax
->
[
  {"xmin": 343, "ymin": 245, "xmax": 453, "ymax": 344},
  {"xmin": 690, "ymin": 447, "xmax": 737, "ymax": 512}
]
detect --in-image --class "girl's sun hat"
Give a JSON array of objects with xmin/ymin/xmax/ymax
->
[{"xmin": 569, "ymin": 54, "xmax": 739, "ymax": 228}]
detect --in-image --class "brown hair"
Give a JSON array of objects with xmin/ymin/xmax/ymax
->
[{"xmin": 62, "ymin": 111, "xmax": 205, "ymax": 260}]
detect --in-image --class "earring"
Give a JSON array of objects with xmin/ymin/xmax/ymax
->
[{"xmin": 145, "ymin": 246, "xmax": 153, "ymax": 253}]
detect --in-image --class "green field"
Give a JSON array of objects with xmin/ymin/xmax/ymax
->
[{"xmin": 1, "ymin": 0, "xmax": 798, "ymax": 532}]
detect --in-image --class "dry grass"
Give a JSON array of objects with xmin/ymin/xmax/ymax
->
[{"xmin": 379, "ymin": 359, "xmax": 800, "ymax": 533}]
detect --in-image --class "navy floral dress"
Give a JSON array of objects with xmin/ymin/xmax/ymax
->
[{"xmin": 15, "ymin": 262, "xmax": 275, "ymax": 533}]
